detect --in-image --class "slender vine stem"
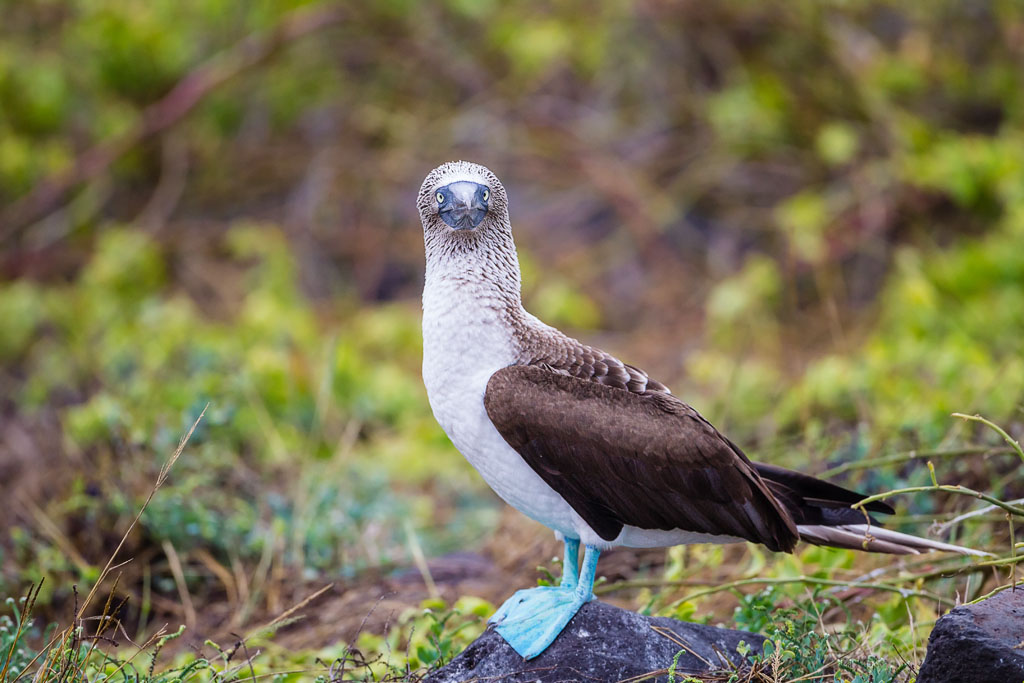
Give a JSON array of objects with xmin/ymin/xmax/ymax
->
[
  {"xmin": 851, "ymin": 484, "xmax": 1024, "ymax": 518},
  {"xmin": 818, "ymin": 446, "xmax": 1014, "ymax": 479},
  {"xmin": 659, "ymin": 576, "xmax": 956, "ymax": 609},
  {"xmin": 933, "ymin": 498, "xmax": 1024, "ymax": 533},
  {"xmin": 597, "ymin": 555, "xmax": 1024, "ymax": 599},
  {"xmin": 952, "ymin": 413, "xmax": 1024, "ymax": 465}
]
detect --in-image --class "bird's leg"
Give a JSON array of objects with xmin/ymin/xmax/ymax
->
[
  {"xmin": 574, "ymin": 543, "xmax": 599, "ymax": 601},
  {"xmin": 491, "ymin": 544, "xmax": 601, "ymax": 659},
  {"xmin": 559, "ymin": 537, "xmax": 580, "ymax": 589}
]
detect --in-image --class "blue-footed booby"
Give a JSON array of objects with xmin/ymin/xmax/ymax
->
[{"xmin": 417, "ymin": 160, "xmax": 983, "ymax": 660}]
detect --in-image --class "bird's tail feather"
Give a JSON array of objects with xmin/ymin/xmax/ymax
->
[{"xmin": 797, "ymin": 524, "xmax": 989, "ymax": 556}]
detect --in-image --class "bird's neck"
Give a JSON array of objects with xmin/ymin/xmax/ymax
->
[
  {"xmin": 422, "ymin": 222, "xmax": 528, "ymax": 379},
  {"xmin": 422, "ymin": 222, "xmax": 525, "ymax": 324}
]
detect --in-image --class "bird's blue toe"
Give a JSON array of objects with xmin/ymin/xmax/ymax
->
[{"xmin": 490, "ymin": 585, "xmax": 593, "ymax": 659}]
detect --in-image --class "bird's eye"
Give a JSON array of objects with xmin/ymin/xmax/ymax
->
[
  {"xmin": 482, "ymin": 189, "xmax": 489, "ymax": 201},
  {"xmin": 436, "ymin": 192, "xmax": 444, "ymax": 204}
]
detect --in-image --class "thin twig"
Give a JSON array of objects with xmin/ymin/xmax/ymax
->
[
  {"xmin": 851, "ymin": 484, "xmax": 1024, "ymax": 518},
  {"xmin": 404, "ymin": 519, "xmax": 440, "ymax": 600},
  {"xmin": 932, "ymin": 497, "xmax": 1024, "ymax": 534},
  {"xmin": 817, "ymin": 445, "xmax": 1015, "ymax": 479},
  {"xmin": 162, "ymin": 540, "xmax": 197, "ymax": 628},
  {"xmin": 76, "ymin": 405, "xmax": 207, "ymax": 620},
  {"xmin": 1, "ymin": 581, "xmax": 43, "ymax": 681},
  {"xmin": 966, "ymin": 581, "xmax": 1021, "ymax": 605},
  {"xmin": 951, "ymin": 413, "xmax": 1024, "ymax": 465},
  {"xmin": 13, "ymin": 496, "xmax": 93, "ymax": 572},
  {"xmin": 101, "ymin": 625, "xmax": 170, "ymax": 683},
  {"xmin": 598, "ymin": 554, "xmax": 1024, "ymax": 599},
  {"xmin": 658, "ymin": 576, "xmax": 956, "ymax": 611},
  {"xmin": 243, "ymin": 583, "xmax": 333, "ymax": 642}
]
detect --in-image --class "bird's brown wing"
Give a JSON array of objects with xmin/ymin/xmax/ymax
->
[
  {"xmin": 526, "ymin": 340, "xmax": 670, "ymax": 394},
  {"xmin": 483, "ymin": 364, "xmax": 799, "ymax": 552}
]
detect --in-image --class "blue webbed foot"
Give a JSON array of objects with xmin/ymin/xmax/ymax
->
[
  {"xmin": 488, "ymin": 585, "xmax": 563, "ymax": 624},
  {"xmin": 490, "ymin": 585, "xmax": 592, "ymax": 659},
  {"xmin": 489, "ymin": 541, "xmax": 600, "ymax": 660}
]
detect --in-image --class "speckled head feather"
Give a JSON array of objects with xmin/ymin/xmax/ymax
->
[
  {"xmin": 417, "ymin": 161, "xmax": 509, "ymax": 235},
  {"xmin": 418, "ymin": 161, "xmax": 521, "ymax": 308}
]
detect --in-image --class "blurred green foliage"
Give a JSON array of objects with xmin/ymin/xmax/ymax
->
[
  {"xmin": 693, "ymin": 209, "xmax": 1024, "ymax": 440},
  {"xmin": 792, "ymin": 223, "xmax": 1024, "ymax": 435},
  {"xmin": 0, "ymin": 226, "xmax": 496, "ymax": 599},
  {"xmin": 0, "ymin": 0, "xmax": 329, "ymax": 196}
]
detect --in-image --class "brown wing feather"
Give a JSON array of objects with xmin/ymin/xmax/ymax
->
[
  {"xmin": 484, "ymin": 365, "xmax": 799, "ymax": 552},
  {"xmin": 526, "ymin": 339, "xmax": 670, "ymax": 394},
  {"xmin": 753, "ymin": 462, "xmax": 895, "ymax": 523}
]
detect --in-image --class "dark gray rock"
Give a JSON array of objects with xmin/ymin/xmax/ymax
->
[
  {"xmin": 426, "ymin": 600, "xmax": 764, "ymax": 683},
  {"xmin": 917, "ymin": 587, "xmax": 1024, "ymax": 683}
]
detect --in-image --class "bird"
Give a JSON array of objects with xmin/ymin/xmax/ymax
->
[{"xmin": 416, "ymin": 160, "xmax": 984, "ymax": 660}]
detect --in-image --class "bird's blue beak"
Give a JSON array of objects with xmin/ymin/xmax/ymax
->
[{"xmin": 437, "ymin": 181, "xmax": 489, "ymax": 230}]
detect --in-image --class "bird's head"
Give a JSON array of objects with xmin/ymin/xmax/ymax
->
[{"xmin": 417, "ymin": 161, "xmax": 507, "ymax": 236}]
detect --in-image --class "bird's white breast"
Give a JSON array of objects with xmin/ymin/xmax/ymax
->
[{"xmin": 421, "ymin": 273, "xmax": 578, "ymax": 535}]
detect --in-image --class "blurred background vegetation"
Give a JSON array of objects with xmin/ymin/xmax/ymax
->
[{"xmin": 1, "ymin": 0, "xmax": 1022, "ymax": 680}]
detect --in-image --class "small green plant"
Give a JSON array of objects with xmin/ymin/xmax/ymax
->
[
  {"xmin": 749, "ymin": 591, "xmax": 909, "ymax": 683},
  {"xmin": 353, "ymin": 596, "xmax": 491, "ymax": 678},
  {"xmin": 0, "ymin": 592, "xmax": 43, "ymax": 682},
  {"xmin": 415, "ymin": 599, "xmax": 488, "ymax": 668}
]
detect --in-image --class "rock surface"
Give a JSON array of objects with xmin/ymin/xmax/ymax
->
[
  {"xmin": 426, "ymin": 600, "xmax": 764, "ymax": 683},
  {"xmin": 917, "ymin": 587, "xmax": 1024, "ymax": 683}
]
